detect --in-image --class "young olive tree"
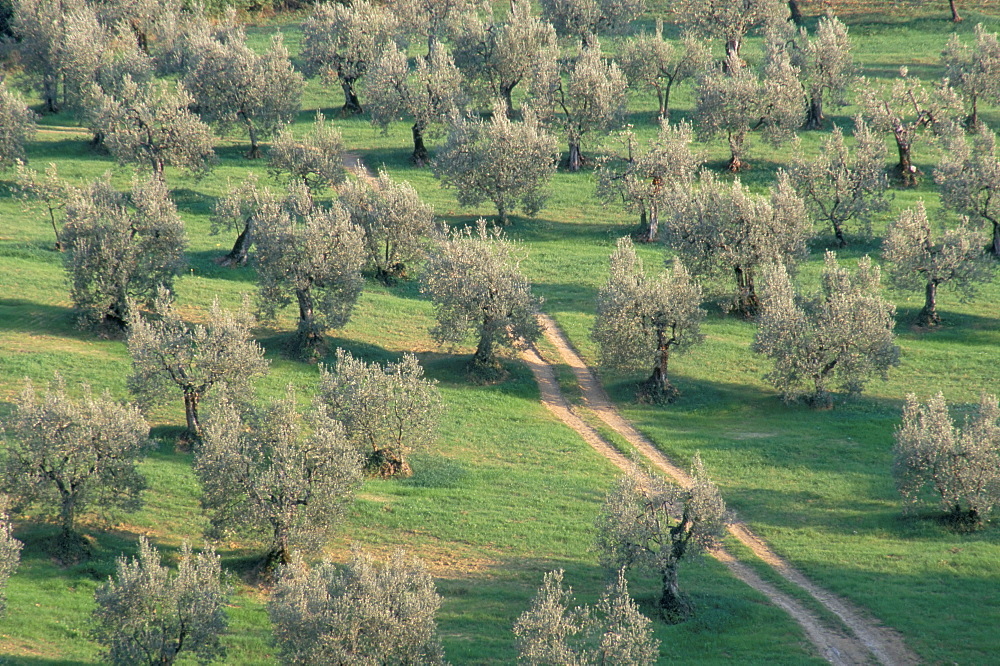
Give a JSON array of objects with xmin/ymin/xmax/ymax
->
[
  {"xmin": 367, "ymin": 42, "xmax": 466, "ymax": 165},
  {"xmin": 253, "ymin": 192, "xmax": 366, "ymax": 357},
  {"xmin": 788, "ymin": 119, "xmax": 890, "ymax": 247},
  {"xmin": 661, "ymin": 170, "xmax": 810, "ymax": 317},
  {"xmin": 0, "ymin": 510, "xmax": 22, "ymax": 617},
  {"xmin": 269, "ymin": 549, "xmax": 445, "ymax": 665},
  {"xmin": 894, "ymin": 393, "xmax": 1000, "ymax": 528},
  {"xmin": 514, "ymin": 569, "xmax": 659, "ymax": 666},
  {"xmin": 935, "ymin": 126, "xmax": 1000, "ymax": 256},
  {"xmin": 91, "ymin": 538, "xmax": 229, "ymax": 666},
  {"xmin": 196, "ymin": 392, "xmax": 363, "ymax": 571},
  {"xmin": 127, "ymin": 289, "xmax": 270, "ymax": 441},
  {"xmin": 788, "ymin": 14, "xmax": 856, "ymax": 130},
  {"xmin": 538, "ymin": 0, "xmax": 645, "ymax": 46},
  {"xmin": 0, "ymin": 82, "xmax": 36, "ymax": 169},
  {"xmin": 592, "ymin": 239, "xmax": 705, "ymax": 403},
  {"xmin": 676, "ymin": 0, "xmax": 785, "ymax": 60},
  {"xmin": 694, "ymin": 52, "xmax": 803, "ymax": 171},
  {"xmin": 267, "ymin": 112, "xmax": 347, "ymax": 193},
  {"xmin": 596, "ymin": 120, "xmax": 703, "ymax": 241},
  {"xmin": 752, "ymin": 253, "xmax": 900, "ymax": 408},
  {"xmin": 941, "ymin": 24, "xmax": 1000, "ymax": 128},
  {"xmin": 421, "ymin": 220, "xmax": 542, "ymax": 379},
  {"xmin": 211, "ymin": 172, "xmax": 279, "ymax": 268},
  {"xmin": 434, "ymin": 104, "xmax": 559, "ymax": 226},
  {"xmin": 61, "ymin": 174, "xmax": 186, "ymax": 330},
  {"xmin": 392, "ymin": 0, "xmax": 479, "ymax": 56},
  {"xmin": 882, "ymin": 203, "xmax": 992, "ymax": 326},
  {"xmin": 299, "ymin": 0, "xmax": 397, "ymax": 114},
  {"xmin": 2, "ymin": 376, "xmax": 150, "ymax": 559},
  {"xmin": 184, "ymin": 34, "xmax": 304, "ymax": 158},
  {"xmin": 595, "ymin": 457, "xmax": 726, "ymax": 622},
  {"xmin": 14, "ymin": 161, "xmax": 67, "ymax": 250},
  {"xmin": 617, "ymin": 24, "xmax": 711, "ymax": 120},
  {"xmin": 338, "ymin": 169, "xmax": 436, "ymax": 282}
]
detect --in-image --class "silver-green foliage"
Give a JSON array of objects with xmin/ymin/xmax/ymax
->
[
  {"xmin": 538, "ymin": 0, "xmax": 645, "ymax": 44},
  {"xmin": 513, "ymin": 569, "xmax": 659, "ymax": 666},
  {"xmin": 894, "ymin": 393, "xmax": 1000, "ymax": 527},
  {"xmin": 0, "ymin": 82, "xmax": 36, "ymax": 169},
  {"xmin": 267, "ymin": 112, "xmax": 346, "ymax": 192},
  {"xmin": 935, "ymin": 126, "xmax": 1000, "ymax": 255},
  {"xmin": 196, "ymin": 392, "xmax": 363, "ymax": 568},
  {"xmin": 0, "ymin": 511, "xmax": 22, "ymax": 616},
  {"xmin": 882, "ymin": 202, "xmax": 992, "ymax": 326},
  {"xmin": 787, "ymin": 13, "xmax": 856, "ymax": 129},
  {"xmin": 752, "ymin": 253, "xmax": 900, "ymax": 407},
  {"xmin": 127, "ymin": 289, "xmax": 269, "ymax": 439},
  {"xmin": 92, "ymin": 537, "xmax": 228, "ymax": 666},
  {"xmin": 595, "ymin": 456, "xmax": 725, "ymax": 621},
  {"xmin": 421, "ymin": 220, "xmax": 541, "ymax": 373},
  {"xmin": 13, "ymin": 161, "xmax": 68, "ymax": 250},
  {"xmin": 941, "ymin": 23, "xmax": 1000, "ymax": 127},
  {"xmin": 319, "ymin": 348, "xmax": 442, "ymax": 476},
  {"xmin": 617, "ymin": 23, "xmax": 710, "ymax": 120},
  {"xmin": 269, "ymin": 549, "xmax": 446, "ymax": 665},
  {"xmin": 676, "ymin": 0, "xmax": 784, "ymax": 58},
  {"xmin": 593, "ymin": 238, "xmax": 705, "ymax": 401},
  {"xmin": 434, "ymin": 104, "xmax": 559, "ymax": 225}
]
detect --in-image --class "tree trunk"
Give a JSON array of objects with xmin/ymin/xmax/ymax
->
[
  {"xmin": 804, "ymin": 95, "xmax": 824, "ymax": 130},
  {"xmin": 832, "ymin": 220, "xmax": 847, "ymax": 248},
  {"xmin": 340, "ymin": 79, "xmax": 362, "ymax": 115},
  {"xmin": 966, "ymin": 94, "xmax": 979, "ymax": 130},
  {"xmin": 657, "ymin": 86, "xmax": 667, "ymax": 120},
  {"xmin": 468, "ymin": 317, "xmax": 504, "ymax": 380},
  {"xmin": 807, "ymin": 379, "xmax": 834, "ymax": 409},
  {"xmin": 567, "ymin": 139, "xmax": 582, "ymax": 172},
  {"xmin": 917, "ymin": 281, "xmax": 941, "ymax": 326},
  {"xmin": 645, "ymin": 203, "xmax": 659, "ymax": 242},
  {"xmin": 412, "ymin": 123, "xmax": 429, "ymax": 165},
  {"xmin": 183, "ymin": 392, "xmax": 201, "ymax": 440},
  {"xmin": 789, "ymin": 0, "xmax": 804, "ymax": 24},
  {"xmin": 950, "ymin": 0, "xmax": 963, "ymax": 22},
  {"xmin": 263, "ymin": 525, "xmax": 292, "ymax": 574},
  {"xmin": 657, "ymin": 564, "xmax": 690, "ymax": 622},
  {"xmin": 496, "ymin": 200, "xmax": 508, "ymax": 226},
  {"xmin": 727, "ymin": 131, "xmax": 747, "ymax": 171},
  {"xmin": 895, "ymin": 137, "xmax": 918, "ymax": 187},
  {"xmin": 60, "ymin": 491, "xmax": 76, "ymax": 546},
  {"xmin": 725, "ymin": 38, "xmax": 742, "ymax": 62},
  {"xmin": 733, "ymin": 265, "xmax": 759, "ymax": 318},
  {"xmin": 501, "ymin": 85, "xmax": 516, "ymax": 119},
  {"xmin": 43, "ymin": 76, "xmax": 59, "ymax": 114},
  {"xmin": 244, "ymin": 118, "xmax": 261, "ymax": 159},
  {"xmin": 220, "ymin": 222, "xmax": 253, "ymax": 267},
  {"xmin": 49, "ymin": 207, "xmax": 63, "ymax": 251},
  {"xmin": 295, "ymin": 288, "xmax": 323, "ymax": 355},
  {"xmin": 992, "ymin": 220, "xmax": 1000, "ymax": 257},
  {"xmin": 639, "ymin": 332, "xmax": 677, "ymax": 403}
]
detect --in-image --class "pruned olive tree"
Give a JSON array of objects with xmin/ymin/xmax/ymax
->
[
  {"xmin": 0, "ymin": 510, "xmax": 22, "ymax": 616},
  {"xmin": 661, "ymin": 170, "xmax": 810, "ymax": 317},
  {"xmin": 593, "ymin": 239, "xmax": 706, "ymax": 403},
  {"xmin": 253, "ymin": 192, "xmax": 366, "ymax": 358},
  {"xmin": 211, "ymin": 172, "xmax": 277, "ymax": 268},
  {"xmin": 752, "ymin": 253, "xmax": 900, "ymax": 408},
  {"xmin": 935, "ymin": 126, "xmax": 1000, "ymax": 256},
  {"xmin": 367, "ymin": 41, "xmax": 466, "ymax": 165},
  {"xmin": 61, "ymin": 174, "xmax": 186, "ymax": 331},
  {"xmin": 538, "ymin": 0, "xmax": 645, "ymax": 46},
  {"xmin": 319, "ymin": 349, "xmax": 442, "ymax": 478},
  {"xmin": 184, "ymin": 33, "xmax": 304, "ymax": 158},
  {"xmin": 2, "ymin": 376, "xmax": 151, "ymax": 560},
  {"xmin": 596, "ymin": 120, "xmax": 703, "ymax": 241},
  {"xmin": 269, "ymin": 549, "xmax": 446, "ymax": 665},
  {"xmin": 882, "ymin": 202, "xmax": 993, "ymax": 326},
  {"xmin": 422, "ymin": 220, "xmax": 542, "ymax": 379},
  {"xmin": 617, "ymin": 23, "xmax": 711, "ymax": 120},
  {"xmin": 941, "ymin": 24, "xmax": 1000, "ymax": 129},
  {"xmin": 268, "ymin": 112, "xmax": 347, "ymax": 192},
  {"xmin": 338, "ymin": 169, "xmax": 436, "ymax": 282},
  {"xmin": 126, "ymin": 289, "xmax": 269, "ymax": 441},
  {"xmin": 196, "ymin": 391, "xmax": 363, "ymax": 571},
  {"xmin": 392, "ymin": 0, "xmax": 479, "ymax": 56},
  {"xmin": 676, "ymin": 0, "xmax": 785, "ymax": 60},
  {"xmin": 514, "ymin": 569, "xmax": 659, "ymax": 666},
  {"xmin": 91, "ymin": 538, "xmax": 229, "ymax": 666},
  {"xmin": 894, "ymin": 392, "xmax": 1000, "ymax": 529},
  {"xmin": 0, "ymin": 82, "xmax": 36, "ymax": 169},
  {"xmin": 788, "ymin": 119, "xmax": 890, "ymax": 247},
  {"xmin": 787, "ymin": 13, "xmax": 856, "ymax": 130},
  {"xmin": 595, "ymin": 456, "xmax": 725, "ymax": 622},
  {"xmin": 14, "ymin": 160, "xmax": 66, "ymax": 250},
  {"xmin": 47, "ymin": 2, "xmax": 107, "ymax": 119},
  {"xmin": 433, "ymin": 104, "xmax": 559, "ymax": 226},
  {"xmin": 300, "ymin": 0, "xmax": 397, "ymax": 114}
]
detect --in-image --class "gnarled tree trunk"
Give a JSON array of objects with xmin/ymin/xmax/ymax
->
[
  {"xmin": 950, "ymin": 0, "xmax": 963, "ymax": 22},
  {"xmin": 183, "ymin": 391, "xmax": 201, "ymax": 441},
  {"xmin": 220, "ymin": 221, "xmax": 253, "ymax": 267},
  {"xmin": 727, "ymin": 131, "xmax": 747, "ymax": 171},
  {"xmin": 804, "ymin": 95, "xmax": 824, "ymax": 130},
  {"xmin": 733, "ymin": 265, "xmax": 759, "ymax": 318},
  {"xmin": 639, "ymin": 329, "xmax": 677, "ymax": 403},
  {"xmin": 991, "ymin": 220, "xmax": 1000, "ymax": 257},
  {"xmin": 918, "ymin": 281, "xmax": 941, "ymax": 326},
  {"xmin": 244, "ymin": 117, "xmax": 261, "ymax": 159},
  {"xmin": 567, "ymin": 139, "xmax": 582, "ymax": 172},
  {"xmin": 789, "ymin": 0, "xmax": 804, "ymax": 24},
  {"xmin": 412, "ymin": 123, "xmax": 428, "ymax": 165},
  {"xmin": 341, "ymin": 79, "xmax": 362, "ymax": 114},
  {"xmin": 295, "ymin": 288, "xmax": 323, "ymax": 355},
  {"xmin": 895, "ymin": 134, "xmax": 918, "ymax": 187}
]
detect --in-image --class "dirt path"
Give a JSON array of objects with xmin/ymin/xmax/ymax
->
[
  {"xmin": 521, "ymin": 314, "xmax": 921, "ymax": 666},
  {"xmin": 342, "ymin": 151, "xmax": 377, "ymax": 180}
]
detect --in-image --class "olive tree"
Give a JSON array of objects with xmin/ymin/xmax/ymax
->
[
  {"xmin": 593, "ymin": 239, "xmax": 705, "ymax": 403},
  {"xmin": 788, "ymin": 14, "xmax": 856, "ymax": 130},
  {"xmin": 788, "ymin": 119, "xmax": 889, "ymax": 247},
  {"xmin": 935, "ymin": 126, "xmax": 1000, "ymax": 256},
  {"xmin": 661, "ymin": 170, "xmax": 810, "ymax": 317},
  {"xmin": 0, "ymin": 82, "xmax": 36, "ymax": 169},
  {"xmin": 2, "ymin": 376, "xmax": 150, "ymax": 559},
  {"xmin": 941, "ymin": 24, "xmax": 1000, "ymax": 128},
  {"xmin": 196, "ymin": 392, "xmax": 362, "ymax": 571},
  {"xmin": 61, "ymin": 174, "xmax": 186, "ymax": 330},
  {"xmin": 539, "ymin": 0, "xmax": 645, "ymax": 46},
  {"xmin": 338, "ymin": 169, "xmax": 437, "ymax": 282},
  {"xmin": 319, "ymin": 349, "xmax": 442, "ymax": 477},
  {"xmin": 91, "ymin": 538, "xmax": 229, "ymax": 666},
  {"xmin": 367, "ymin": 42, "xmax": 466, "ymax": 165},
  {"xmin": 421, "ymin": 220, "xmax": 542, "ymax": 379},
  {"xmin": 894, "ymin": 392, "xmax": 1000, "ymax": 528},
  {"xmin": 211, "ymin": 172, "xmax": 275, "ymax": 268},
  {"xmin": 752, "ymin": 253, "xmax": 900, "ymax": 408},
  {"xmin": 694, "ymin": 52, "xmax": 803, "ymax": 171},
  {"xmin": 299, "ymin": 0, "xmax": 397, "ymax": 114},
  {"xmin": 269, "ymin": 549, "xmax": 445, "ymax": 665},
  {"xmin": 13, "ymin": 161, "xmax": 66, "ymax": 250},
  {"xmin": 676, "ymin": 0, "xmax": 785, "ymax": 60},
  {"xmin": 392, "ymin": 0, "xmax": 478, "ymax": 56},
  {"xmin": 126, "ymin": 289, "xmax": 269, "ymax": 440},
  {"xmin": 514, "ymin": 569, "xmax": 659, "ymax": 666},
  {"xmin": 882, "ymin": 203, "xmax": 992, "ymax": 326},
  {"xmin": 184, "ymin": 34, "xmax": 304, "ymax": 158},
  {"xmin": 268, "ymin": 112, "xmax": 347, "ymax": 192},
  {"xmin": 595, "ymin": 457, "xmax": 726, "ymax": 622},
  {"xmin": 253, "ymin": 192, "xmax": 366, "ymax": 357},
  {"xmin": 0, "ymin": 511, "xmax": 22, "ymax": 616},
  {"xmin": 433, "ymin": 104, "xmax": 559, "ymax": 226},
  {"xmin": 617, "ymin": 24, "xmax": 710, "ymax": 120}
]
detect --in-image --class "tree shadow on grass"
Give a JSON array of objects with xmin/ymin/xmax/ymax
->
[
  {"xmin": 893, "ymin": 306, "xmax": 1000, "ymax": 342},
  {"xmin": 171, "ymin": 187, "xmax": 217, "ymax": 218},
  {"xmin": 183, "ymin": 250, "xmax": 258, "ymax": 283},
  {"xmin": 0, "ymin": 299, "xmax": 86, "ymax": 340}
]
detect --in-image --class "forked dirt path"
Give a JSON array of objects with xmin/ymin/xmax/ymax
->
[{"xmin": 521, "ymin": 314, "xmax": 921, "ymax": 666}]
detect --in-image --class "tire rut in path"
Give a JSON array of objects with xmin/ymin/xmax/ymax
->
[{"xmin": 521, "ymin": 314, "xmax": 921, "ymax": 666}]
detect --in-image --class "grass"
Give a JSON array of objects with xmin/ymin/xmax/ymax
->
[{"xmin": 2, "ymin": 2, "xmax": 1000, "ymax": 663}]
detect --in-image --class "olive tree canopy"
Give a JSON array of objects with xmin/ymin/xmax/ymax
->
[
  {"xmin": 935, "ymin": 126, "xmax": 1000, "ymax": 256},
  {"xmin": 0, "ymin": 82, "xmax": 37, "ymax": 169}
]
